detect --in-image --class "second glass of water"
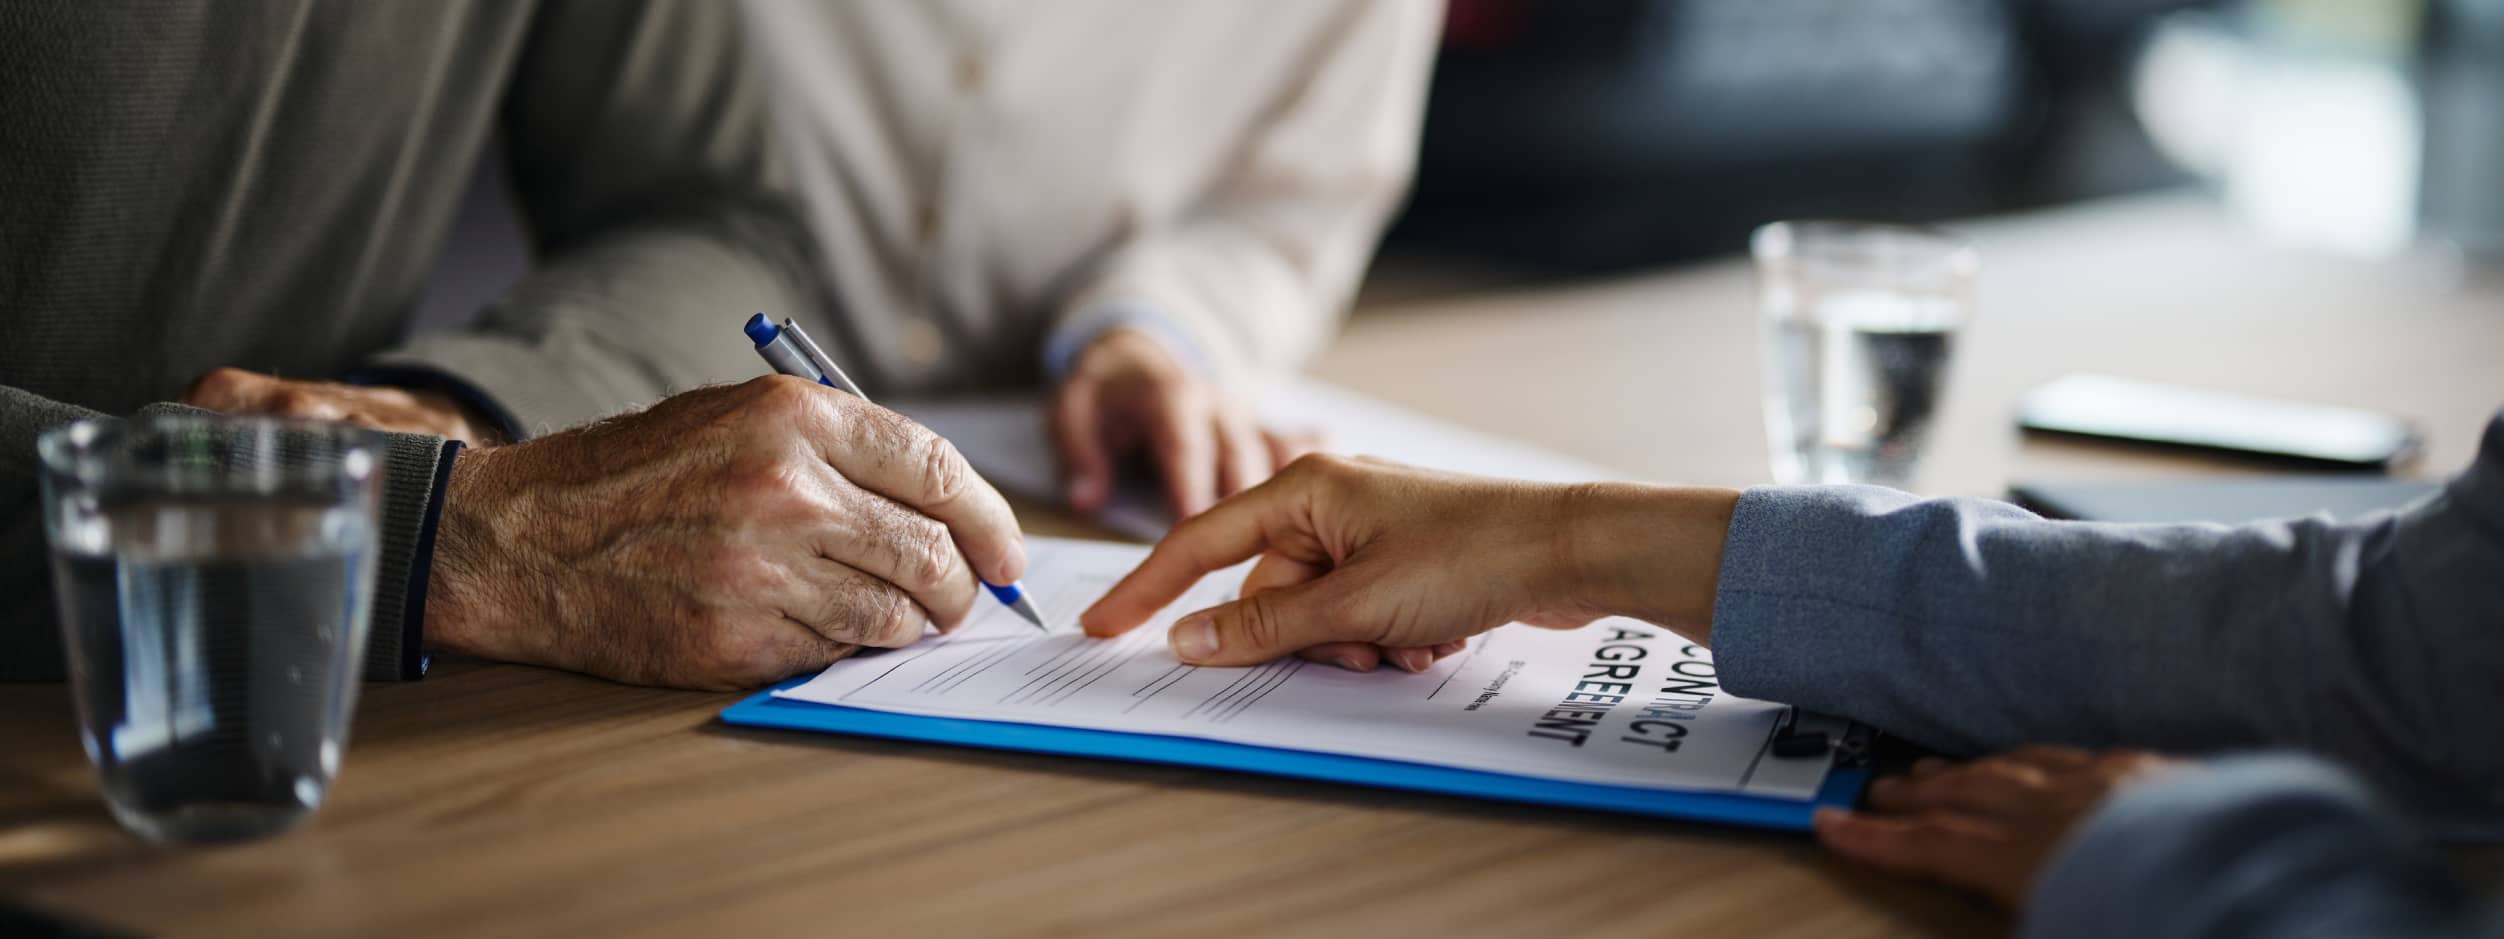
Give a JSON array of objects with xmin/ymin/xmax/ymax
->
[
  {"xmin": 1752, "ymin": 221, "xmax": 1979, "ymax": 488},
  {"xmin": 38, "ymin": 415, "xmax": 383, "ymax": 843}
]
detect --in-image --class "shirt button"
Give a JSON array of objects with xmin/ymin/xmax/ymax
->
[
  {"xmin": 915, "ymin": 201, "xmax": 939, "ymax": 243},
  {"xmin": 955, "ymin": 56, "xmax": 983, "ymax": 92}
]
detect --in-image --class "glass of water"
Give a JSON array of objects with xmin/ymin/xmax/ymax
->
[
  {"xmin": 1752, "ymin": 221, "xmax": 1979, "ymax": 488},
  {"xmin": 37, "ymin": 414, "xmax": 382, "ymax": 843}
]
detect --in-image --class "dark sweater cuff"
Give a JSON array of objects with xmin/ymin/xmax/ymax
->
[
  {"xmin": 364, "ymin": 434, "xmax": 462, "ymax": 681},
  {"xmin": 399, "ymin": 440, "xmax": 463, "ymax": 679}
]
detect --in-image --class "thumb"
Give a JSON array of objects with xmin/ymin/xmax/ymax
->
[{"xmin": 1166, "ymin": 580, "xmax": 1361, "ymax": 667}]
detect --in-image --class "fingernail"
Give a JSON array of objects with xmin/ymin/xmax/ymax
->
[
  {"xmin": 1171, "ymin": 613, "xmax": 1218, "ymax": 661},
  {"xmin": 1395, "ymin": 649, "xmax": 1431, "ymax": 673},
  {"xmin": 1332, "ymin": 652, "xmax": 1369, "ymax": 672},
  {"xmin": 1066, "ymin": 479, "xmax": 1090, "ymax": 506}
]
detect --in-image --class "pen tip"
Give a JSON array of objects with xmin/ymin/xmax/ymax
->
[{"xmin": 1014, "ymin": 596, "xmax": 1051, "ymax": 632}]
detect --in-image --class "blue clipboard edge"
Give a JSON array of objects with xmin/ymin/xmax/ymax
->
[{"xmin": 719, "ymin": 681, "xmax": 1867, "ymax": 833}]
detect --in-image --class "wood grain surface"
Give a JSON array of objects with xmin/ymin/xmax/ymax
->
[{"xmin": 5, "ymin": 193, "xmax": 2500, "ymax": 938}]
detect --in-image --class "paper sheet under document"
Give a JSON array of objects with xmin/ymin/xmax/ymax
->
[
  {"xmin": 891, "ymin": 379, "xmax": 1622, "ymax": 538},
  {"xmin": 776, "ymin": 538, "xmax": 1837, "ymax": 799}
]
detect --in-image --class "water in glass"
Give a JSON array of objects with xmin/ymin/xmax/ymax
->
[{"xmin": 41, "ymin": 416, "xmax": 381, "ymax": 844}]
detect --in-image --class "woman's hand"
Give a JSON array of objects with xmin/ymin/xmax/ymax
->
[
  {"xmin": 1080, "ymin": 454, "xmax": 1739, "ymax": 669},
  {"xmin": 1815, "ymin": 747, "xmax": 2181, "ymax": 908}
]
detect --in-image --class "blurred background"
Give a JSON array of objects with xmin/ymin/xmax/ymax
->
[
  {"xmin": 1377, "ymin": 0, "xmax": 2504, "ymax": 275},
  {"xmin": 428, "ymin": 0, "xmax": 2504, "ymax": 322}
]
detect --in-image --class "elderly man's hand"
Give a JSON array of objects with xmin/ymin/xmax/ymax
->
[
  {"xmin": 423, "ymin": 376, "xmax": 1029, "ymax": 690},
  {"xmin": 183, "ymin": 368, "xmax": 505, "ymax": 447},
  {"xmin": 1815, "ymin": 747, "xmax": 2183, "ymax": 908}
]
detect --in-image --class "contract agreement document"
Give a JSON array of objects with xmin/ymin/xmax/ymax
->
[{"xmin": 775, "ymin": 538, "xmax": 1838, "ymax": 800}]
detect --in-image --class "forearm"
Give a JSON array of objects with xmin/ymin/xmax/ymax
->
[
  {"xmin": 1566, "ymin": 483, "xmax": 1739, "ymax": 639},
  {"xmin": 370, "ymin": 220, "xmax": 820, "ymax": 435},
  {"xmin": 1698, "ymin": 469, "xmax": 2504, "ymax": 814},
  {"xmin": 1707, "ymin": 485, "xmax": 2309, "ymax": 751},
  {"xmin": 1055, "ymin": 219, "xmax": 1367, "ymax": 380},
  {"xmin": 375, "ymin": 0, "xmax": 824, "ymax": 436},
  {"xmin": 1051, "ymin": 0, "xmax": 1437, "ymax": 380},
  {"xmin": 2025, "ymin": 755, "xmax": 2479, "ymax": 939}
]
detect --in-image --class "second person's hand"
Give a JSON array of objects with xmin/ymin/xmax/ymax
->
[
  {"xmin": 1079, "ymin": 455, "xmax": 1740, "ymax": 669},
  {"xmin": 1814, "ymin": 748, "xmax": 2181, "ymax": 908},
  {"xmin": 1049, "ymin": 328, "xmax": 1317, "ymax": 521},
  {"xmin": 185, "ymin": 367, "xmax": 507, "ymax": 447}
]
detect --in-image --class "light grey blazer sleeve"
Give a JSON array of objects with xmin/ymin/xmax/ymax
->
[
  {"xmin": 1711, "ymin": 411, "xmax": 2504, "ymax": 820},
  {"xmin": 2024, "ymin": 755, "xmax": 2485, "ymax": 939}
]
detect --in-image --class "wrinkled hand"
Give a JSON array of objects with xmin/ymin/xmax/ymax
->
[
  {"xmin": 1050, "ymin": 329, "xmax": 1317, "ymax": 521},
  {"xmin": 1815, "ymin": 747, "xmax": 2182, "ymax": 907},
  {"xmin": 1081, "ymin": 455, "xmax": 1738, "ymax": 673},
  {"xmin": 184, "ymin": 368, "xmax": 504, "ymax": 447},
  {"xmin": 426, "ymin": 376, "xmax": 1028, "ymax": 690}
]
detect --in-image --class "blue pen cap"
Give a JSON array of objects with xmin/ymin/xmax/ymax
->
[{"xmin": 744, "ymin": 313, "xmax": 779, "ymax": 348}]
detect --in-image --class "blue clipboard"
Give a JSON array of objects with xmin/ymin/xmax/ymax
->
[{"xmin": 721, "ymin": 679, "xmax": 1868, "ymax": 832}]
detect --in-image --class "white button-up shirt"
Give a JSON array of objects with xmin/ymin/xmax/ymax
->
[{"xmin": 741, "ymin": 0, "xmax": 1441, "ymax": 392}]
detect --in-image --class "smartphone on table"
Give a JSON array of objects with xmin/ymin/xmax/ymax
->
[{"xmin": 2017, "ymin": 374, "xmax": 2420, "ymax": 471}]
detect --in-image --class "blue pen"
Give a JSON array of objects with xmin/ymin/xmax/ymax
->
[{"xmin": 744, "ymin": 313, "xmax": 1050, "ymax": 632}]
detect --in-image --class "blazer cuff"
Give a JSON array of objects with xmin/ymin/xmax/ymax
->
[{"xmin": 1708, "ymin": 485, "xmax": 1927, "ymax": 711}]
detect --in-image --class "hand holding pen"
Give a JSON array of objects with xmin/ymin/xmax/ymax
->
[{"xmin": 746, "ymin": 314, "xmax": 1050, "ymax": 631}]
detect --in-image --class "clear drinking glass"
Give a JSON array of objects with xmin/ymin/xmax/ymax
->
[
  {"xmin": 37, "ymin": 415, "xmax": 383, "ymax": 843},
  {"xmin": 1752, "ymin": 221, "xmax": 1980, "ymax": 488}
]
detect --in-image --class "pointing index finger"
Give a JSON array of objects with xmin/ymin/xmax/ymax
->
[{"xmin": 1080, "ymin": 480, "xmax": 1296, "ymax": 637}]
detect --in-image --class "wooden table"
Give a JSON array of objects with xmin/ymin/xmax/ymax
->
[{"xmin": 5, "ymin": 194, "xmax": 2500, "ymax": 938}]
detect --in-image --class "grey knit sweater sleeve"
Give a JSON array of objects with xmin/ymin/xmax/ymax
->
[
  {"xmin": 2024, "ymin": 755, "xmax": 2486, "ymax": 939},
  {"xmin": 1711, "ymin": 411, "xmax": 2504, "ymax": 821},
  {"xmin": 368, "ymin": 0, "xmax": 827, "ymax": 435}
]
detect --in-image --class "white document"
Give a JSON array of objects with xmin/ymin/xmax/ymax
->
[
  {"xmin": 777, "ymin": 537, "xmax": 1838, "ymax": 799},
  {"xmin": 891, "ymin": 379, "xmax": 1623, "ymax": 539}
]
